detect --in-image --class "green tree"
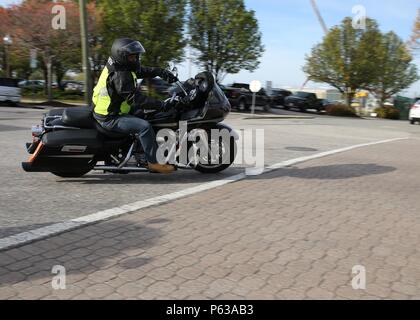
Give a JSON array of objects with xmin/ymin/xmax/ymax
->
[
  {"xmin": 9, "ymin": 45, "xmax": 32, "ymax": 79},
  {"xmin": 188, "ymin": 0, "xmax": 264, "ymax": 82},
  {"xmin": 99, "ymin": 0, "xmax": 186, "ymax": 68},
  {"xmin": 365, "ymin": 32, "xmax": 418, "ymax": 106},
  {"xmin": 303, "ymin": 17, "xmax": 383, "ymax": 106},
  {"xmin": 88, "ymin": 1, "xmax": 107, "ymax": 83},
  {"xmin": 410, "ymin": 9, "xmax": 419, "ymax": 52}
]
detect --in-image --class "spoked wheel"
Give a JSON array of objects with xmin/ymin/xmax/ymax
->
[{"xmin": 193, "ymin": 135, "xmax": 237, "ymax": 174}]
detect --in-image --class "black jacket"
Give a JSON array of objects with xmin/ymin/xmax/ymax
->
[{"xmin": 94, "ymin": 58, "xmax": 165, "ymax": 121}]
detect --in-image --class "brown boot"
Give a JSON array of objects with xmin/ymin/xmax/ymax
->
[{"xmin": 148, "ymin": 163, "xmax": 176, "ymax": 174}]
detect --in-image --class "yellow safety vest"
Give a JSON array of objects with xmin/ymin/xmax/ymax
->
[{"xmin": 92, "ymin": 66, "xmax": 137, "ymax": 116}]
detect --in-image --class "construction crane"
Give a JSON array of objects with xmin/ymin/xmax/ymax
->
[
  {"xmin": 310, "ymin": 0, "xmax": 329, "ymax": 35},
  {"xmin": 301, "ymin": 0, "xmax": 329, "ymax": 90}
]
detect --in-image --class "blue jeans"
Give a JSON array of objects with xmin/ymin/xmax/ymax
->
[{"xmin": 99, "ymin": 115, "xmax": 158, "ymax": 164}]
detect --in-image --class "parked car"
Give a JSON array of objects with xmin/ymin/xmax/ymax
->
[
  {"xmin": 19, "ymin": 80, "xmax": 59, "ymax": 91},
  {"xmin": 409, "ymin": 98, "xmax": 420, "ymax": 125},
  {"xmin": 220, "ymin": 83, "xmax": 271, "ymax": 111},
  {"xmin": 284, "ymin": 91, "xmax": 323, "ymax": 112},
  {"xmin": 61, "ymin": 80, "xmax": 84, "ymax": 93},
  {"xmin": 0, "ymin": 77, "xmax": 21, "ymax": 104},
  {"xmin": 268, "ymin": 89, "xmax": 292, "ymax": 107},
  {"xmin": 18, "ymin": 79, "xmax": 45, "ymax": 91},
  {"xmin": 59, "ymin": 81, "xmax": 84, "ymax": 96}
]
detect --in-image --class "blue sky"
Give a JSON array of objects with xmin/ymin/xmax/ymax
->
[
  {"xmin": 1, "ymin": 0, "xmax": 419, "ymax": 96},
  {"xmin": 237, "ymin": 0, "xmax": 420, "ymax": 96}
]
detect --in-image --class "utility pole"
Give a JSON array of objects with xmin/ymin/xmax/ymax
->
[
  {"xmin": 3, "ymin": 35, "xmax": 12, "ymax": 77},
  {"xmin": 4, "ymin": 43, "xmax": 9, "ymax": 77},
  {"xmin": 187, "ymin": 45, "xmax": 192, "ymax": 79},
  {"xmin": 79, "ymin": 0, "xmax": 92, "ymax": 105},
  {"xmin": 46, "ymin": 53, "xmax": 53, "ymax": 102}
]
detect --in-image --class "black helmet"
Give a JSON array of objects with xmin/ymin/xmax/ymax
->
[{"xmin": 111, "ymin": 38, "xmax": 146, "ymax": 71}]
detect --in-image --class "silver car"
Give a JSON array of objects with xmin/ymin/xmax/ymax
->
[{"xmin": 0, "ymin": 78, "xmax": 21, "ymax": 104}]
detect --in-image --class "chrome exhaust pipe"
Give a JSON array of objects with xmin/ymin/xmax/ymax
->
[
  {"xmin": 93, "ymin": 166, "xmax": 149, "ymax": 172},
  {"xmin": 93, "ymin": 165, "xmax": 193, "ymax": 172}
]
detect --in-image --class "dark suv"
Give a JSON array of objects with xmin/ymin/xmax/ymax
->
[
  {"xmin": 269, "ymin": 89, "xmax": 292, "ymax": 107},
  {"xmin": 220, "ymin": 83, "xmax": 271, "ymax": 111},
  {"xmin": 284, "ymin": 91, "xmax": 323, "ymax": 112}
]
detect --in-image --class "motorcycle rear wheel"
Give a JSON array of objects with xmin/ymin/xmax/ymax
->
[
  {"xmin": 51, "ymin": 169, "xmax": 92, "ymax": 178},
  {"xmin": 51, "ymin": 159, "xmax": 96, "ymax": 178}
]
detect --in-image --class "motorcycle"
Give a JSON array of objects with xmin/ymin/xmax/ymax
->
[{"xmin": 22, "ymin": 71, "xmax": 239, "ymax": 178}]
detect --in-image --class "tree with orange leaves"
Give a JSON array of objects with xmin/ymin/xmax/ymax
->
[
  {"xmin": 0, "ymin": 6, "xmax": 12, "ymax": 76},
  {"xmin": 410, "ymin": 9, "xmax": 420, "ymax": 52},
  {"xmin": 8, "ymin": 0, "xmax": 81, "ymax": 98},
  {"xmin": 0, "ymin": 7, "xmax": 10, "ymax": 38}
]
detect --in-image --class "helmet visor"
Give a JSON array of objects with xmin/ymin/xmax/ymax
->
[{"xmin": 121, "ymin": 41, "xmax": 146, "ymax": 56}]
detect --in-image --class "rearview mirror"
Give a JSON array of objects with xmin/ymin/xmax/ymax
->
[
  {"xmin": 172, "ymin": 66, "xmax": 178, "ymax": 78},
  {"xmin": 166, "ymin": 62, "xmax": 178, "ymax": 78}
]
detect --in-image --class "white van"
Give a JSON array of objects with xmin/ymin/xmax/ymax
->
[
  {"xmin": 409, "ymin": 98, "xmax": 420, "ymax": 125},
  {"xmin": 0, "ymin": 78, "xmax": 21, "ymax": 104}
]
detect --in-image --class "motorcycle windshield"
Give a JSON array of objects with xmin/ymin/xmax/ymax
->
[{"xmin": 206, "ymin": 84, "xmax": 231, "ymax": 113}]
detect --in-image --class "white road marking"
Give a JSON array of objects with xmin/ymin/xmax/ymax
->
[
  {"xmin": 0, "ymin": 137, "xmax": 409, "ymax": 251},
  {"xmin": 266, "ymin": 137, "xmax": 410, "ymax": 170}
]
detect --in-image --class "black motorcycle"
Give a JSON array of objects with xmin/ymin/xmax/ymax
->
[{"xmin": 22, "ymin": 71, "xmax": 239, "ymax": 178}]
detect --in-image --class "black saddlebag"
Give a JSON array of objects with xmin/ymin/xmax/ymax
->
[
  {"xmin": 22, "ymin": 129, "xmax": 103, "ymax": 173},
  {"xmin": 42, "ymin": 129, "xmax": 103, "ymax": 150}
]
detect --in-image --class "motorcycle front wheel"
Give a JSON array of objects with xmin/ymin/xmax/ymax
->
[{"xmin": 193, "ymin": 136, "xmax": 237, "ymax": 174}]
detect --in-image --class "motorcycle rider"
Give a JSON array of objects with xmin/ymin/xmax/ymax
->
[{"xmin": 92, "ymin": 38, "xmax": 179, "ymax": 174}]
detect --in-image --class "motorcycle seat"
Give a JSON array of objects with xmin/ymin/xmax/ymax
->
[
  {"xmin": 62, "ymin": 107, "xmax": 95, "ymax": 129},
  {"xmin": 60, "ymin": 107, "xmax": 131, "ymax": 139}
]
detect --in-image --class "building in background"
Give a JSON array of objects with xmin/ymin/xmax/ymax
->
[{"xmin": 284, "ymin": 87, "xmax": 344, "ymax": 102}]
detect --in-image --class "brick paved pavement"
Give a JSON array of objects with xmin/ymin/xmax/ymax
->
[{"xmin": 0, "ymin": 139, "xmax": 419, "ymax": 299}]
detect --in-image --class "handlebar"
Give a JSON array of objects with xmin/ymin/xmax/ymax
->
[{"xmin": 176, "ymin": 80, "xmax": 188, "ymax": 97}]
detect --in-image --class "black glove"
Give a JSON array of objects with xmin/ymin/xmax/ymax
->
[
  {"xmin": 160, "ymin": 98, "xmax": 177, "ymax": 112},
  {"xmin": 160, "ymin": 69, "xmax": 178, "ymax": 84},
  {"xmin": 160, "ymin": 95, "xmax": 191, "ymax": 112},
  {"xmin": 178, "ymin": 95, "xmax": 191, "ymax": 106}
]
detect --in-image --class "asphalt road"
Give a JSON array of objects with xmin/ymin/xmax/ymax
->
[{"xmin": 0, "ymin": 105, "xmax": 419, "ymax": 239}]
